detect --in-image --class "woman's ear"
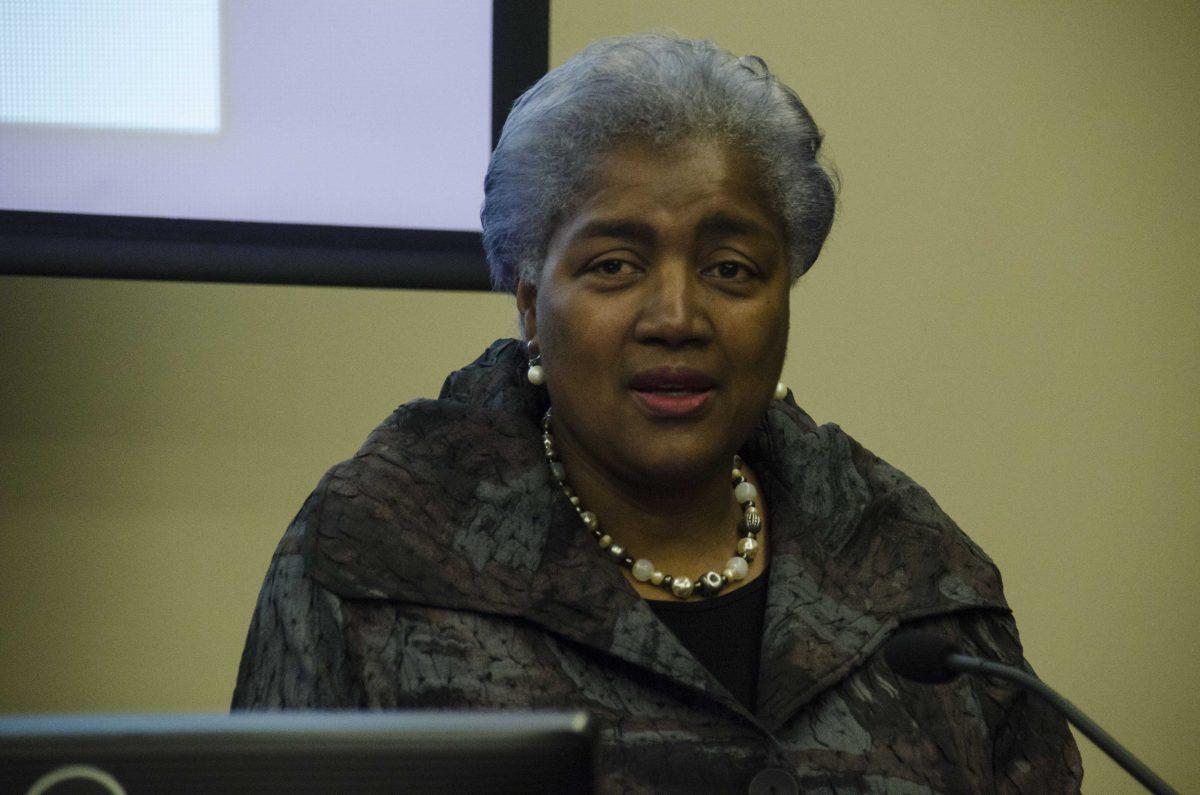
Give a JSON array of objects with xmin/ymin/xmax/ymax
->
[{"xmin": 516, "ymin": 278, "xmax": 539, "ymax": 345}]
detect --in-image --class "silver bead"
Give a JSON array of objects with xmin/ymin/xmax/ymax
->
[
  {"xmin": 740, "ymin": 507, "xmax": 762, "ymax": 534},
  {"xmin": 580, "ymin": 511, "xmax": 598, "ymax": 531},
  {"xmin": 671, "ymin": 577, "xmax": 694, "ymax": 598},
  {"xmin": 598, "ymin": 533, "xmax": 612, "ymax": 547},
  {"xmin": 608, "ymin": 544, "xmax": 624, "ymax": 558},
  {"xmin": 569, "ymin": 495, "xmax": 580, "ymax": 507}
]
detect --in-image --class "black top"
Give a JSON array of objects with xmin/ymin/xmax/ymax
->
[{"xmin": 647, "ymin": 571, "xmax": 770, "ymax": 713}]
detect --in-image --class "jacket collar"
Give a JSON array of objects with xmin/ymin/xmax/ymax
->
[{"xmin": 304, "ymin": 339, "xmax": 1009, "ymax": 729}]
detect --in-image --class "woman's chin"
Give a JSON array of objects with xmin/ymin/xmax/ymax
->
[{"xmin": 616, "ymin": 443, "xmax": 736, "ymax": 490}]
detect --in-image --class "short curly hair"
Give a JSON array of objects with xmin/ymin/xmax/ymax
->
[{"xmin": 481, "ymin": 33, "xmax": 837, "ymax": 292}]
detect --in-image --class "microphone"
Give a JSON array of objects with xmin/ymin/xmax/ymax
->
[{"xmin": 883, "ymin": 631, "xmax": 1180, "ymax": 795}]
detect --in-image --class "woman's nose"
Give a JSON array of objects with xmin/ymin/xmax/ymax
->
[{"xmin": 633, "ymin": 263, "xmax": 713, "ymax": 347}]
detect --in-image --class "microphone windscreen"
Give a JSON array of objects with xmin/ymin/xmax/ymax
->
[{"xmin": 884, "ymin": 631, "xmax": 962, "ymax": 684}]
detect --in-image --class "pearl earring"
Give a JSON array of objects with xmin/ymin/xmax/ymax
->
[
  {"xmin": 527, "ymin": 354, "xmax": 545, "ymax": 386},
  {"xmin": 774, "ymin": 381, "xmax": 787, "ymax": 400}
]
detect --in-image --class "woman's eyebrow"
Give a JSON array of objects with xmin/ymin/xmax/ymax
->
[
  {"xmin": 572, "ymin": 213, "xmax": 771, "ymax": 245},
  {"xmin": 573, "ymin": 219, "xmax": 657, "ymax": 245},
  {"xmin": 695, "ymin": 212, "xmax": 772, "ymax": 240}
]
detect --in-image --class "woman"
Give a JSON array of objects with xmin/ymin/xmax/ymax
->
[{"xmin": 234, "ymin": 34, "xmax": 1082, "ymax": 792}]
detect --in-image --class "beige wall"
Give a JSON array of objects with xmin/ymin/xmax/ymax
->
[{"xmin": 2, "ymin": 2, "xmax": 1196, "ymax": 791}]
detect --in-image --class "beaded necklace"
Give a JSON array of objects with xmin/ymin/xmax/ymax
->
[{"xmin": 540, "ymin": 408, "xmax": 761, "ymax": 599}]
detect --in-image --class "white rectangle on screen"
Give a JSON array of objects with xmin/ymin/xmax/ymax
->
[
  {"xmin": 0, "ymin": 0, "xmax": 493, "ymax": 232},
  {"xmin": 0, "ymin": 0, "xmax": 220, "ymax": 132}
]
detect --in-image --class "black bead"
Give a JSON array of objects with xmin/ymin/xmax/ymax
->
[{"xmin": 701, "ymin": 570, "xmax": 725, "ymax": 593}]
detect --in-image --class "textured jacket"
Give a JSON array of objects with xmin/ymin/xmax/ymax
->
[{"xmin": 232, "ymin": 339, "xmax": 1083, "ymax": 793}]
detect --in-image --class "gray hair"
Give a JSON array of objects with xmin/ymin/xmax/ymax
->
[{"xmin": 481, "ymin": 33, "xmax": 837, "ymax": 292}]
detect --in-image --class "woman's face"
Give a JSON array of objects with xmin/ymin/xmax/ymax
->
[{"xmin": 518, "ymin": 138, "xmax": 790, "ymax": 488}]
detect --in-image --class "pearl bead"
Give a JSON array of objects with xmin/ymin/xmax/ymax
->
[
  {"xmin": 734, "ymin": 481, "xmax": 758, "ymax": 505},
  {"xmin": 725, "ymin": 556, "xmax": 749, "ymax": 581},
  {"xmin": 632, "ymin": 559, "xmax": 655, "ymax": 582},
  {"xmin": 550, "ymin": 462, "xmax": 566, "ymax": 482},
  {"xmin": 569, "ymin": 496, "xmax": 580, "ymax": 506},
  {"xmin": 774, "ymin": 381, "xmax": 787, "ymax": 400},
  {"xmin": 608, "ymin": 544, "xmax": 624, "ymax": 558},
  {"xmin": 580, "ymin": 511, "xmax": 598, "ymax": 531},
  {"xmin": 731, "ymin": 467, "xmax": 743, "ymax": 481},
  {"xmin": 671, "ymin": 577, "xmax": 694, "ymax": 598},
  {"xmin": 527, "ymin": 364, "xmax": 545, "ymax": 385},
  {"xmin": 598, "ymin": 533, "xmax": 612, "ymax": 547},
  {"xmin": 650, "ymin": 570, "xmax": 665, "ymax": 585},
  {"xmin": 737, "ymin": 536, "xmax": 759, "ymax": 560}
]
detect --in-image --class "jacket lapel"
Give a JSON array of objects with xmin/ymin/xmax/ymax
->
[
  {"xmin": 748, "ymin": 402, "xmax": 1010, "ymax": 731},
  {"xmin": 522, "ymin": 494, "xmax": 752, "ymax": 717}
]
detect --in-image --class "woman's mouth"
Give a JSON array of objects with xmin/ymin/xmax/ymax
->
[{"xmin": 628, "ymin": 368, "xmax": 716, "ymax": 419}]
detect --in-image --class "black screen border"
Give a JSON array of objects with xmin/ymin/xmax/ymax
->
[{"xmin": 0, "ymin": 0, "xmax": 549, "ymax": 292}]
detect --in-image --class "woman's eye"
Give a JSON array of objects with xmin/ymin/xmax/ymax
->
[
  {"xmin": 592, "ymin": 258, "xmax": 634, "ymax": 275},
  {"xmin": 712, "ymin": 261, "xmax": 751, "ymax": 280}
]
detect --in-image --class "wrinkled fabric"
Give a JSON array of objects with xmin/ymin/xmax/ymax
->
[{"xmin": 232, "ymin": 339, "xmax": 1082, "ymax": 793}]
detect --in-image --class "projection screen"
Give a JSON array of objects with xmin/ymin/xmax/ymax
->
[{"xmin": 0, "ymin": 0, "xmax": 549, "ymax": 290}]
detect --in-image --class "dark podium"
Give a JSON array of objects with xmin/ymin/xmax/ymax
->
[{"xmin": 0, "ymin": 711, "xmax": 595, "ymax": 794}]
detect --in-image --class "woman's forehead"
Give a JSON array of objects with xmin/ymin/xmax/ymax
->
[{"xmin": 559, "ymin": 139, "xmax": 782, "ymax": 242}]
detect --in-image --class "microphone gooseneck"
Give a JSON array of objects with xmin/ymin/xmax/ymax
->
[
  {"xmin": 881, "ymin": 631, "xmax": 961, "ymax": 684},
  {"xmin": 882, "ymin": 631, "xmax": 1179, "ymax": 795}
]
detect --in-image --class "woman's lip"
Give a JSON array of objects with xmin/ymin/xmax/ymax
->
[
  {"xmin": 628, "ymin": 367, "xmax": 717, "ymax": 391},
  {"xmin": 630, "ymin": 388, "xmax": 714, "ymax": 418}
]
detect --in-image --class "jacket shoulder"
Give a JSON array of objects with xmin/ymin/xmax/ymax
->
[{"xmin": 760, "ymin": 401, "xmax": 1008, "ymax": 615}]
